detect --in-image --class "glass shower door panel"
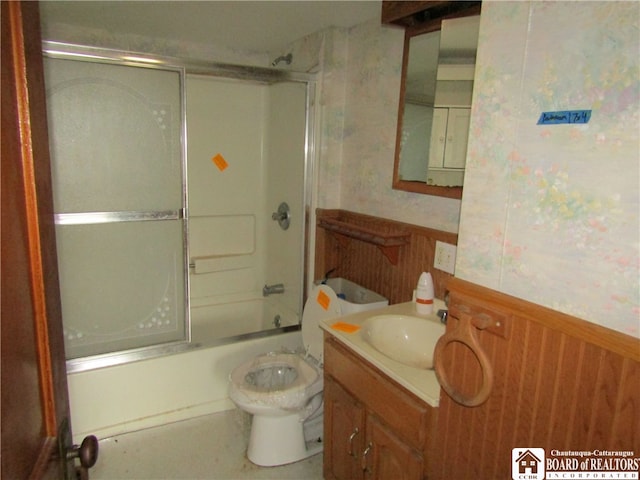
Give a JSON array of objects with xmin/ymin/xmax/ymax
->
[
  {"xmin": 44, "ymin": 56, "xmax": 186, "ymax": 359},
  {"xmin": 44, "ymin": 58, "xmax": 182, "ymax": 213},
  {"xmin": 56, "ymin": 221, "xmax": 186, "ymax": 359}
]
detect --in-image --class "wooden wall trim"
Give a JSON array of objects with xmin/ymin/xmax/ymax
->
[
  {"xmin": 449, "ymin": 278, "xmax": 640, "ymax": 361},
  {"xmin": 433, "ymin": 278, "xmax": 639, "ymax": 479},
  {"xmin": 317, "ymin": 209, "xmax": 458, "ymax": 244},
  {"xmin": 315, "ymin": 209, "xmax": 457, "ymax": 303}
]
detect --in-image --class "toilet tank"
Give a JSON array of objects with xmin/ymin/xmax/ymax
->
[{"xmin": 320, "ymin": 278, "xmax": 389, "ymax": 315}]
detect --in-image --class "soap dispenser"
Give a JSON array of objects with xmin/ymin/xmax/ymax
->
[{"xmin": 415, "ymin": 271, "xmax": 434, "ymax": 315}]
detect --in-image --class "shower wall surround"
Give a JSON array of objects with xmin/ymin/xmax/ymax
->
[
  {"xmin": 187, "ymin": 75, "xmax": 307, "ymax": 317},
  {"xmin": 187, "ymin": 76, "xmax": 265, "ymax": 304},
  {"xmin": 187, "ymin": 76, "xmax": 263, "ymax": 304}
]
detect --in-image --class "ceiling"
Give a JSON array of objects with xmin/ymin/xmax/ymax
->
[{"xmin": 39, "ymin": 1, "xmax": 381, "ymax": 54}]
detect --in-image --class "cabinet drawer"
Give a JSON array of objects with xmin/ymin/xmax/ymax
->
[{"xmin": 324, "ymin": 336, "xmax": 434, "ymax": 450}]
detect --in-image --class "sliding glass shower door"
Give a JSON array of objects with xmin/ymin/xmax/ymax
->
[{"xmin": 44, "ymin": 55, "xmax": 187, "ymax": 360}]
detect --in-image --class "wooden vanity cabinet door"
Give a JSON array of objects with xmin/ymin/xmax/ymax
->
[
  {"xmin": 324, "ymin": 376, "xmax": 365, "ymax": 480},
  {"xmin": 365, "ymin": 415, "xmax": 424, "ymax": 480}
]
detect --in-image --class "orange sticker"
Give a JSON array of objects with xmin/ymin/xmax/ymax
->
[
  {"xmin": 212, "ymin": 153, "xmax": 228, "ymax": 171},
  {"xmin": 331, "ymin": 322, "xmax": 360, "ymax": 334},
  {"xmin": 316, "ymin": 290, "xmax": 331, "ymax": 310}
]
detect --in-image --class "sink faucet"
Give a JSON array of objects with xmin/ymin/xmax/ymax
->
[
  {"xmin": 437, "ymin": 309, "xmax": 448, "ymax": 324},
  {"xmin": 263, "ymin": 283, "xmax": 285, "ymax": 296}
]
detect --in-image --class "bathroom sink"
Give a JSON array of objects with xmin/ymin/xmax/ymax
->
[{"xmin": 361, "ymin": 314, "xmax": 445, "ymax": 369}]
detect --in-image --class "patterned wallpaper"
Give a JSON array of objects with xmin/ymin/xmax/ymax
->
[
  {"xmin": 323, "ymin": 19, "xmax": 464, "ymax": 234},
  {"xmin": 456, "ymin": 1, "xmax": 639, "ymax": 337}
]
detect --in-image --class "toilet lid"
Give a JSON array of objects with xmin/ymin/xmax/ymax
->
[{"xmin": 302, "ymin": 284, "xmax": 342, "ymax": 364}]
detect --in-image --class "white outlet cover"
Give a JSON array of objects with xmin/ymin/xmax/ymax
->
[{"xmin": 434, "ymin": 241, "xmax": 457, "ymax": 274}]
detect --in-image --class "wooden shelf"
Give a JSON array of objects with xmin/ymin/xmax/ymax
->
[{"xmin": 318, "ymin": 218, "xmax": 410, "ymax": 265}]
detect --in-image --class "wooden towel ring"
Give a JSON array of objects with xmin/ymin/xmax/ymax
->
[{"xmin": 434, "ymin": 311, "xmax": 495, "ymax": 407}]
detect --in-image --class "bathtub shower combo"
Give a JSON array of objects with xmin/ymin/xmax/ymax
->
[{"xmin": 42, "ymin": 43, "xmax": 320, "ymax": 442}]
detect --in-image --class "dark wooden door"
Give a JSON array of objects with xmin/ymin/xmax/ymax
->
[{"xmin": 1, "ymin": 2, "xmax": 96, "ymax": 478}]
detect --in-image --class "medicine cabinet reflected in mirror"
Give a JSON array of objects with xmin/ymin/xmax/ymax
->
[{"xmin": 391, "ymin": 6, "xmax": 481, "ymax": 199}]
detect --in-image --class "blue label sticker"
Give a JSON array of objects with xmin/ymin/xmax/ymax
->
[{"xmin": 537, "ymin": 110, "xmax": 591, "ymax": 125}]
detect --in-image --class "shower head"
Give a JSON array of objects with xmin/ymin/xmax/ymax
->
[{"xmin": 271, "ymin": 53, "xmax": 292, "ymax": 67}]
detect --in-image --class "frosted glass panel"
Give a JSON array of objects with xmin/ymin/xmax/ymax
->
[
  {"xmin": 56, "ymin": 221, "xmax": 186, "ymax": 359},
  {"xmin": 44, "ymin": 58, "xmax": 182, "ymax": 213},
  {"xmin": 44, "ymin": 56, "xmax": 187, "ymax": 360}
]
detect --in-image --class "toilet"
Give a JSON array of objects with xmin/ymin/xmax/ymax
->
[{"xmin": 228, "ymin": 284, "xmax": 342, "ymax": 467}]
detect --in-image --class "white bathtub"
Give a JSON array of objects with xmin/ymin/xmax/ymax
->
[{"xmin": 67, "ymin": 299, "xmax": 303, "ymax": 443}]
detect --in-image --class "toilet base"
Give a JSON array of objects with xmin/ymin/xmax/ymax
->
[{"xmin": 247, "ymin": 413, "xmax": 323, "ymax": 466}]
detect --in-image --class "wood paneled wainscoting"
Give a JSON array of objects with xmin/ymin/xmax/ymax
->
[
  {"xmin": 432, "ymin": 278, "xmax": 640, "ymax": 479},
  {"xmin": 314, "ymin": 209, "xmax": 457, "ymax": 303}
]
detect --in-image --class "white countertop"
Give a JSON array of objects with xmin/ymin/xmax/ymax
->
[{"xmin": 320, "ymin": 300, "xmax": 445, "ymax": 408}]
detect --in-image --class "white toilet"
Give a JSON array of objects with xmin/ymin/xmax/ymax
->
[
  {"xmin": 228, "ymin": 284, "xmax": 342, "ymax": 467},
  {"xmin": 229, "ymin": 281, "xmax": 388, "ymax": 466}
]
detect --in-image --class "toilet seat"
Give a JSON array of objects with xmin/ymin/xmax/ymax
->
[
  {"xmin": 301, "ymin": 284, "xmax": 342, "ymax": 365},
  {"xmin": 228, "ymin": 284, "xmax": 341, "ymax": 408},
  {"xmin": 229, "ymin": 352, "xmax": 322, "ymax": 409}
]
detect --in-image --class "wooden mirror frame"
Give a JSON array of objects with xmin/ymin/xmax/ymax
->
[{"xmin": 386, "ymin": 2, "xmax": 481, "ymax": 200}]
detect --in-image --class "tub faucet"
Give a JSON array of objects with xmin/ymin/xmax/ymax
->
[{"xmin": 263, "ymin": 283, "xmax": 285, "ymax": 296}]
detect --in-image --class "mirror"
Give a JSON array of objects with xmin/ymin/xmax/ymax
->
[{"xmin": 392, "ymin": 9, "xmax": 481, "ymax": 199}]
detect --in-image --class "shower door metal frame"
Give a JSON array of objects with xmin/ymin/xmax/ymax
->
[
  {"xmin": 44, "ymin": 44, "xmax": 191, "ymax": 372},
  {"xmin": 43, "ymin": 41, "xmax": 317, "ymax": 373}
]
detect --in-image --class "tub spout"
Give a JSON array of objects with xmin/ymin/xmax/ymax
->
[{"xmin": 263, "ymin": 283, "xmax": 285, "ymax": 296}]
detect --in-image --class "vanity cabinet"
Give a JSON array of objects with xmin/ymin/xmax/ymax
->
[{"xmin": 323, "ymin": 335, "xmax": 436, "ymax": 480}]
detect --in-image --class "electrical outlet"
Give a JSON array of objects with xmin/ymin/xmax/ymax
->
[{"xmin": 434, "ymin": 241, "xmax": 457, "ymax": 274}]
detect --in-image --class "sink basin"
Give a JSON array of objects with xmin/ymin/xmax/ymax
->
[{"xmin": 361, "ymin": 314, "xmax": 445, "ymax": 369}]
